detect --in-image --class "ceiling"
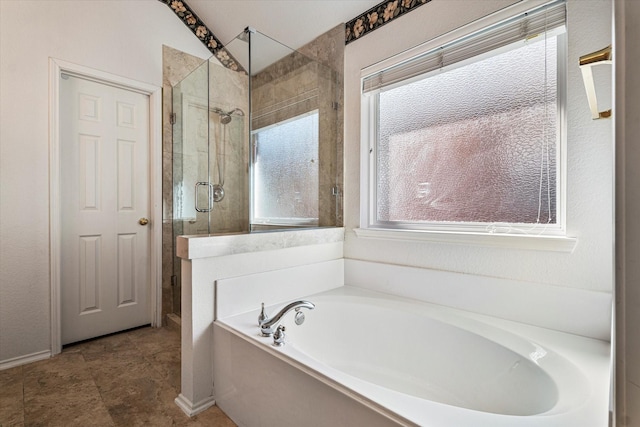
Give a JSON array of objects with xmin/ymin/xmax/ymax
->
[{"xmin": 187, "ymin": 0, "xmax": 381, "ymax": 50}]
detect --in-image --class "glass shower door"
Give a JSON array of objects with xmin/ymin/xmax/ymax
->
[
  {"xmin": 171, "ymin": 59, "xmax": 210, "ymax": 316},
  {"xmin": 173, "ymin": 60, "xmax": 212, "ymax": 236}
]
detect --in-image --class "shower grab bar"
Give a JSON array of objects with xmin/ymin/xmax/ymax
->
[{"xmin": 195, "ymin": 182, "xmax": 213, "ymax": 213}]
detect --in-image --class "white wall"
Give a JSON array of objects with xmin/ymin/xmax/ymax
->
[
  {"xmin": 344, "ymin": 0, "xmax": 614, "ymax": 294},
  {"xmin": 0, "ymin": 0, "xmax": 210, "ymax": 365}
]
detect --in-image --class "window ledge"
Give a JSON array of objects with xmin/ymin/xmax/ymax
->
[{"xmin": 353, "ymin": 228, "xmax": 577, "ymax": 252}]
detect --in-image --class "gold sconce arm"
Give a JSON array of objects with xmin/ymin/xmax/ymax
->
[{"xmin": 579, "ymin": 45, "xmax": 612, "ymax": 120}]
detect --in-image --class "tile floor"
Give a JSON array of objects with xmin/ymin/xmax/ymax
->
[{"xmin": 0, "ymin": 326, "xmax": 236, "ymax": 427}]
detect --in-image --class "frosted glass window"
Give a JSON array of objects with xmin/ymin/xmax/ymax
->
[
  {"xmin": 252, "ymin": 111, "xmax": 319, "ymax": 224},
  {"xmin": 372, "ymin": 35, "xmax": 562, "ymax": 230}
]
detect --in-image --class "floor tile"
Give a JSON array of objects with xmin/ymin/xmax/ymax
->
[
  {"xmin": 23, "ymin": 352, "xmax": 92, "ymax": 392},
  {"xmin": 23, "ymin": 354, "xmax": 113, "ymax": 427},
  {"xmin": 129, "ymin": 327, "xmax": 181, "ymax": 356},
  {"xmin": 100, "ymin": 376, "xmax": 177, "ymax": 427},
  {"xmin": 0, "ymin": 327, "xmax": 236, "ymax": 427},
  {"xmin": 73, "ymin": 332, "xmax": 132, "ymax": 361},
  {"xmin": 143, "ymin": 347, "xmax": 181, "ymax": 393},
  {"xmin": 0, "ymin": 366, "xmax": 25, "ymax": 427}
]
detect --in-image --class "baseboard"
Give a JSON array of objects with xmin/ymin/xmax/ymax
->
[
  {"xmin": 0, "ymin": 350, "xmax": 51, "ymax": 371},
  {"xmin": 175, "ymin": 393, "xmax": 216, "ymax": 417}
]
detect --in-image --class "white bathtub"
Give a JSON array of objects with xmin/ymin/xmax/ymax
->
[{"xmin": 214, "ymin": 286, "xmax": 610, "ymax": 427}]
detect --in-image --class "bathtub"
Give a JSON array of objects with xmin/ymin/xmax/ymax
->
[{"xmin": 214, "ymin": 286, "xmax": 610, "ymax": 427}]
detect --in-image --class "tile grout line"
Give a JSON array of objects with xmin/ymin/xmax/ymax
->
[
  {"xmin": 133, "ymin": 331, "xmax": 182, "ymax": 395},
  {"xmin": 78, "ymin": 344, "xmax": 120, "ymax": 427}
]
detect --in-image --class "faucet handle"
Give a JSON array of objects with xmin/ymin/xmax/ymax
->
[
  {"xmin": 273, "ymin": 325, "xmax": 286, "ymax": 347},
  {"xmin": 258, "ymin": 302, "xmax": 268, "ymax": 326}
]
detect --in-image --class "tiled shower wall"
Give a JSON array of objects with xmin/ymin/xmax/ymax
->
[{"xmin": 252, "ymin": 24, "xmax": 345, "ymax": 227}]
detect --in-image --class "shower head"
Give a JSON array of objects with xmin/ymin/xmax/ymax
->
[
  {"xmin": 214, "ymin": 107, "xmax": 244, "ymax": 125},
  {"xmin": 220, "ymin": 114, "xmax": 232, "ymax": 125}
]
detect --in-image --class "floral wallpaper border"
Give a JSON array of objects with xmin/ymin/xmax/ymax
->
[
  {"xmin": 161, "ymin": 0, "xmax": 432, "ymax": 63},
  {"xmin": 346, "ymin": 0, "xmax": 432, "ymax": 44},
  {"xmin": 158, "ymin": 0, "xmax": 245, "ymax": 73}
]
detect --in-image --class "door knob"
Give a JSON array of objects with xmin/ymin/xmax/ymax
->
[{"xmin": 138, "ymin": 218, "xmax": 149, "ymax": 226}]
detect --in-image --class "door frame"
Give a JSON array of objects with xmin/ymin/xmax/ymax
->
[{"xmin": 49, "ymin": 58, "xmax": 163, "ymax": 355}]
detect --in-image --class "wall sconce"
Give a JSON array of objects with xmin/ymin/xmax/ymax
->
[{"xmin": 579, "ymin": 45, "xmax": 612, "ymax": 120}]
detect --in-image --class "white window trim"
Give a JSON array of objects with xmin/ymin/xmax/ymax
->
[
  {"xmin": 358, "ymin": 0, "xmax": 576, "ymax": 253},
  {"xmin": 353, "ymin": 228, "xmax": 577, "ymax": 252}
]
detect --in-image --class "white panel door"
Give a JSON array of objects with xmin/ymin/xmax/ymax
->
[{"xmin": 60, "ymin": 74, "xmax": 150, "ymax": 345}]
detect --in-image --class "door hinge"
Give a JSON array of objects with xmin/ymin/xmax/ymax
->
[
  {"xmin": 170, "ymin": 113, "xmax": 177, "ymax": 125},
  {"xmin": 331, "ymin": 101, "xmax": 339, "ymax": 111}
]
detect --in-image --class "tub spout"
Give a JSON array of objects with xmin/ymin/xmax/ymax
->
[{"xmin": 259, "ymin": 300, "xmax": 315, "ymax": 337}]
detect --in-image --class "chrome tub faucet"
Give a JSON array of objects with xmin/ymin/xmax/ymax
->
[{"xmin": 258, "ymin": 300, "xmax": 315, "ymax": 337}]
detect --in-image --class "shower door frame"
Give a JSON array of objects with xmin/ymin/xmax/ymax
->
[{"xmin": 48, "ymin": 58, "xmax": 163, "ymax": 355}]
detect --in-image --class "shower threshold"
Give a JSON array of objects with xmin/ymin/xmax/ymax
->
[{"xmin": 166, "ymin": 313, "xmax": 181, "ymax": 335}]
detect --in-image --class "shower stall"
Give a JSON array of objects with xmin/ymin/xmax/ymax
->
[{"xmin": 166, "ymin": 27, "xmax": 344, "ymax": 319}]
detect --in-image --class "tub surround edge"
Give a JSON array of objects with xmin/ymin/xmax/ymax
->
[
  {"xmin": 214, "ymin": 320, "xmax": 418, "ymax": 427},
  {"xmin": 177, "ymin": 227, "xmax": 345, "ymax": 259},
  {"xmin": 344, "ymin": 259, "xmax": 612, "ymax": 341},
  {"xmin": 216, "ymin": 259, "xmax": 345, "ymax": 319}
]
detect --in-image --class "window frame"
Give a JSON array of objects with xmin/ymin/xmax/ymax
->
[{"xmin": 358, "ymin": 2, "xmax": 575, "ymax": 250}]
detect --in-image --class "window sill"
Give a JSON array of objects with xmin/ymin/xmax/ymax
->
[{"xmin": 353, "ymin": 228, "xmax": 577, "ymax": 253}]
